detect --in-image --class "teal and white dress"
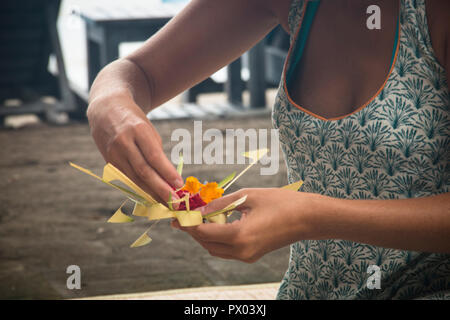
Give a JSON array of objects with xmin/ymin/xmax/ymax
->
[{"xmin": 272, "ymin": 0, "xmax": 450, "ymax": 299}]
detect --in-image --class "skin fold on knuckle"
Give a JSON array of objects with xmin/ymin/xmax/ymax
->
[
  {"xmin": 134, "ymin": 123, "xmax": 156, "ymax": 144},
  {"xmin": 109, "ymin": 131, "xmax": 130, "ymax": 152},
  {"xmin": 145, "ymin": 147, "xmax": 163, "ymax": 165},
  {"xmin": 133, "ymin": 121, "xmax": 149, "ymax": 132}
]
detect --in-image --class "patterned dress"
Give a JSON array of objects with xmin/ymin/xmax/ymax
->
[{"xmin": 272, "ymin": 0, "xmax": 450, "ymax": 299}]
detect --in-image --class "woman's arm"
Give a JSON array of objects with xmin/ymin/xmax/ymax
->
[
  {"xmin": 311, "ymin": 192, "xmax": 450, "ymax": 253},
  {"xmin": 174, "ymin": 189, "xmax": 450, "ymax": 263},
  {"xmin": 87, "ymin": 0, "xmax": 279, "ymax": 202}
]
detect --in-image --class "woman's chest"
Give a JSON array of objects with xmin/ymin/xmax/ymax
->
[{"xmin": 286, "ymin": 0, "xmax": 400, "ymax": 119}]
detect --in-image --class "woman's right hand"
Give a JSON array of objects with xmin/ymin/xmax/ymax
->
[{"xmin": 87, "ymin": 93, "xmax": 183, "ymax": 204}]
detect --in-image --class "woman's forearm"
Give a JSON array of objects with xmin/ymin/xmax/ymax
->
[{"xmin": 307, "ymin": 192, "xmax": 450, "ymax": 253}]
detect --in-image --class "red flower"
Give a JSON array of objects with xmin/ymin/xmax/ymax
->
[{"xmin": 176, "ymin": 190, "xmax": 206, "ymax": 210}]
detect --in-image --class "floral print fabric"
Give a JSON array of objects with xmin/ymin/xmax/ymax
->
[{"xmin": 273, "ymin": 0, "xmax": 450, "ymax": 299}]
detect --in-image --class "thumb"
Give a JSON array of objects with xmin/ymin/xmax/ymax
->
[{"xmin": 200, "ymin": 190, "xmax": 248, "ymax": 216}]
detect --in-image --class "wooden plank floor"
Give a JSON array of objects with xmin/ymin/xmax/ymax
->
[
  {"xmin": 79, "ymin": 282, "xmax": 280, "ymax": 300},
  {"xmin": 147, "ymin": 102, "xmax": 273, "ymax": 121},
  {"xmin": 0, "ymin": 117, "xmax": 289, "ymax": 299}
]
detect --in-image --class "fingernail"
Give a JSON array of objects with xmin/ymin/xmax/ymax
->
[
  {"xmin": 174, "ymin": 177, "xmax": 184, "ymax": 189},
  {"xmin": 170, "ymin": 219, "xmax": 179, "ymax": 229}
]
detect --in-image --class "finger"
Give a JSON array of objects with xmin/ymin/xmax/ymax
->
[
  {"xmin": 126, "ymin": 158, "xmax": 170, "ymax": 204},
  {"xmin": 170, "ymin": 219, "xmax": 234, "ymax": 258},
  {"xmin": 194, "ymin": 238, "xmax": 235, "ymax": 259},
  {"xmin": 106, "ymin": 149, "xmax": 163, "ymax": 202},
  {"xmin": 135, "ymin": 128, "xmax": 184, "ymax": 189},
  {"xmin": 180, "ymin": 221, "xmax": 239, "ymax": 244},
  {"xmin": 126, "ymin": 142, "xmax": 178, "ymax": 203},
  {"xmin": 170, "ymin": 218, "xmax": 181, "ymax": 229},
  {"xmin": 147, "ymin": 123, "xmax": 162, "ymax": 147}
]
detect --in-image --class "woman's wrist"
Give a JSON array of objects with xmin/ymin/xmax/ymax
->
[
  {"xmin": 292, "ymin": 192, "xmax": 346, "ymax": 241},
  {"xmin": 87, "ymin": 89, "xmax": 135, "ymax": 121}
]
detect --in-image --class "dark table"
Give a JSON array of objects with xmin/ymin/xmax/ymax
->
[
  {"xmin": 79, "ymin": 0, "xmax": 266, "ymax": 108},
  {"xmin": 0, "ymin": 0, "xmax": 78, "ymax": 123}
]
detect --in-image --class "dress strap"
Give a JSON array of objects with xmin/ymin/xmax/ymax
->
[
  {"xmin": 286, "ymin": 0, "xmax": 320, "ymax": 86},
  {"xmin": 401, "ymin": 0, "xmax": 439, "ymax": 66},
  {"xmin": 287, "ymin": 0, "xmax": 306, "ymax": 41}
]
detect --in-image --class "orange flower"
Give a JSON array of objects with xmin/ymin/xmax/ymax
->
[
  {"xmin": 199, "ymin": 182, "xmax": 224, "ymax": 204},
  {"xmin": 182, "ymin": 176, "xmax": 204, "ymax": 195}
]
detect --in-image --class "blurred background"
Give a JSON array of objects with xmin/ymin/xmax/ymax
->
[{"xmin": 0, "ymin": 0, "xmax": 292, "ymax": 299}]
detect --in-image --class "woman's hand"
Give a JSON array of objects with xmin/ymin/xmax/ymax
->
[
  {"xmin": 173, "ymin": 187, "xmax": 450, "ymax": 260},
  {"xmin": 87, "ymin": 92, "xmax": 183, "ymax": 204},
  {"xmin": 172, "ymin": 188, "xmax": 322, "ymax": 263}
]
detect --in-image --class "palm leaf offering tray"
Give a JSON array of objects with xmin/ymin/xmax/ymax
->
[{"xmin": 70, "ymin": 148, "xmax": 303, "ymax": 248}]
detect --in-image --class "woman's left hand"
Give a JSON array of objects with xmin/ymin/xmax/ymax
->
[{"xmin": 171, "ymin": 188, "xmax": 321, "ymax": 263}]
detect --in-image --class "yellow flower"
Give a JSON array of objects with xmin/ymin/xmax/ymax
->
[
  {"xmin": 182, "ymin": 176, "xmax": 204, "ymax": 195},
  {"xmin": 199, "ymin": 182, "xmax": 224, "ymax": 204}
]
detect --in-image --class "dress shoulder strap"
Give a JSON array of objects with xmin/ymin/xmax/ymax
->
[
  {"xmin": 287, "ymin": 0, "xmax": 307, "ymax": 42},
  {"xmin": 400, "ymin": 0, "xmax": 438, "ymax": 66}
]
